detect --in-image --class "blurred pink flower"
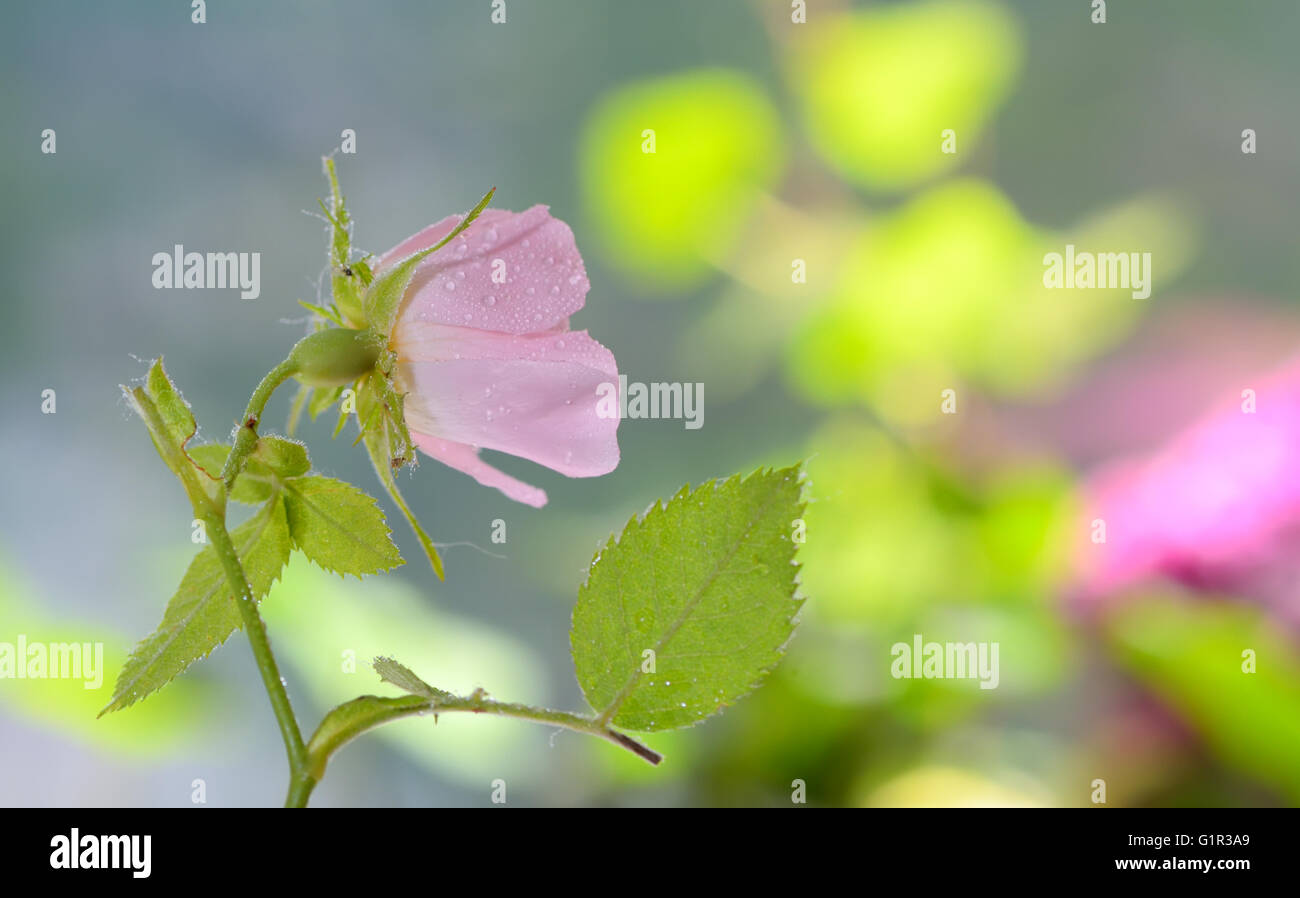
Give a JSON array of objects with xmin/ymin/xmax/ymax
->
[
  {"xmin": 1075, "ymin": 357, "xmax": 1300, "ymax": 622},
  {"xmin": 378, "ymin": 205, "xmax": 620, "ymax": 507}
]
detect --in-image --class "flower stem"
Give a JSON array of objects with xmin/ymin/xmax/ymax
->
[
  {"xmin": 302, "ymin": 690, "xmax": 663, "ymax": 794},
  {"xmin": 203, "ymin": 509, "xmax": 307, "ymax": 782},
  {"xmin": 220, "ymin": 357, "xmax": 300, "ymax": 490},
  {"xmin": 212, "ymin": 356, "xmax": 310, "ymax": 804}
]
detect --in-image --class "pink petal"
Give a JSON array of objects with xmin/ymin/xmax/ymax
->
[
  {"xmin": 394, "ymin": 324, "xmax": 620, "ymax": 480},
  {"xmin": 410, "ymin": 432, "xmax": 548, "ymax": 508},
  {"xmin": 1074, "ymin": 355, "xmax": 1300, "ymax": 614},
  {"xmin": 379, "ymin": 206, "xmax": 591, "ymax": 336}
]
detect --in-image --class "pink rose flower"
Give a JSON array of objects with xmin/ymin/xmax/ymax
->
[
  {"xmin": 377, "ymin": 205, "xmax": 620, "ymax": 507},
  {"xmin": 1075, "ymin": 357, "xmax": 1300, "ymax": 625}
]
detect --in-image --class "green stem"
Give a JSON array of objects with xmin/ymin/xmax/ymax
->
[
  {"xmin": 438, "ymin": 694, "xmax": 663, "ymax": 764},
  {"xmin": 303, "ymin": 691, "xmax": 662, "ymax": 791},
  {"xmin": 202, "ymin": 509, "xmax": 307, "ymax": 778},
  {"xmin": 285, "ymin": 771, "xmax": 317, "ymax": 809},
  {"xmin": 210, "ymin": 357, "xmax": 310, "ymax": 805},
  {"xmin": 220, "ymin": 358, "xmax": 300, "ymax": 490}
]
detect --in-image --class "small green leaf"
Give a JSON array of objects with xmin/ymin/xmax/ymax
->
[
  {"xmin": 122, "ymin": 358, "xmax": 219, "ymax": 508},
  {"xmin": 188, "ymin": 443, "xmax": 275, "ymax": 504},
  {"xmin": 351, "ymin": 258, "xmax": 374, "ymax": 287},
  {"xmin": 363, "ymin": 187, "xmax": 495, "ymax": 338},
  {"xmin": 374, "ymin": 656, "xmax": 448, "ymax": 699},
  {"xmin": 102, "ymin": 497, "xmax": 292, "ymax": 713},
  {"xmin": 283, "ymin": 476, "xmax": 403, "ymax": 577},
  {"xmin": 571, "ymin": 465, "xmax": 806, "ymax": 732},
  {"xmin": 252, "ymin": 435, "xmax": 311, "ymax": 479}
]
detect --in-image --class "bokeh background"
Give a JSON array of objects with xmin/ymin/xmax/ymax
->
[{"xmin": 3, "ymin": 0, "xmax": 1300, "ymax": 807}]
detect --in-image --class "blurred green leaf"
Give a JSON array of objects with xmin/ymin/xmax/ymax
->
[
  {"xmin": 787, "ymin": 181, "xmax": 1194, "ymax": 422},
  {"xmin": 571, "ymin": 465, "xmax": 806, "ymax": 732},
  {"xmin": 791, "ymin": 0, "xmax": 1021, "ymax": 190},
  {"xmin": 580, "ymin": 69, "xmax": 783, "ymax": 288},
  {"xmin": 0, "ymin": 556, "xmax": 209, "ymax": 754},
  {"xmin": 102, "ymin": 497, "xmax": 291, "ymax": 714},
  {"xmin": 283, "ymin": 476, "xmax": 403, "ymax": 578},
  {"xmin": 1108, "ymin": 595, "xmax": 1300, "ymax": 803}
]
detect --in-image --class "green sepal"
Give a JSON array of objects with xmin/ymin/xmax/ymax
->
[
  {"xmin": 356, "ymin": 374, "xmax": 444, "ymax": 579},
  {"xmin": 298, "ymin": 299, "xmax": 345, "ymax": 327},
  {"xmin": 322, "ymin": 157, "xmax": 365, "ymax": 327},
  {"xmin": 307, "ymin": 385, "xmax": 343, "ymax": 421},
  {"xmin": 362, "ymin": 187, "xmax": 495, "ymax": 338}
]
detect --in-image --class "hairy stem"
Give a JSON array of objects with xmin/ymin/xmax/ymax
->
[
  {"xmin": 220, "ymin": 358, "xmax": 300, "ymax": 490},
  {"xmin": 302, "ymin": 690, "xmax": 662, "ymax": 795},
  {"xmin": 212, "ymin": 357, "xmax": 308, "ymax": 805},
  {"xmin": 202, "ymin": 509, "xmax": 307, "ymax": 785}
]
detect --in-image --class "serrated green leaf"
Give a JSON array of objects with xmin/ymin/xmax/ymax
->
[
  {"xmin": 188, "ymin": 443, "xmax": 275, "ymax": 504},
  {"xmin": 363, "ymin": 187, "xmax": 494, "ymax": 338},
  {"xmin": 102, "ymin": 497, "xmax": 292, "ymax": 714},
  {"xmin": 252, "ymin": 435, "xmax": 310, "ymax": 479},
  {"xmin": 1108, "ymin": 595, "xmax": 1300, "ymax": 803},
  {"xmin": 283, "ymin": 476, "xmax": 403, "ymax": 577},
  {"xmin": 374, "ymin": 656, "xmax": 448, "ymax": 699},
  {"xmin": 571, "ymin": 465, "xmax": 806, "ymax": 732}
]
